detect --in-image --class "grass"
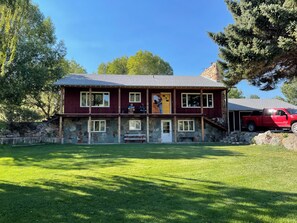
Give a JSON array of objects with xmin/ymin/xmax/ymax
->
[{"xmin": 0, "ymin": 143, "xmax": 297, "ymax": 223}]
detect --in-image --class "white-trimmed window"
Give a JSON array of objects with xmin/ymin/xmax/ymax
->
[
  {"xmin": 178, "ymin": 120, "xmax": 195, "ymax": 132},
  {"xmin": 181, "ymin": 93, "xmax": 213, "ymax": 108},
  {"xmin": 129, "ymin": 92, "xmax": 141, "ymax": 103},
  {"xmin": 91, "ymin": 120, "xmax": 106, "ymax": 132},
  {"xmin": 129, "ymin": 120, "xmax": 141, "ymax": 130},
  {"xmin": 80, "ymin": 92, "xmax": 110, "ymax": 107}
]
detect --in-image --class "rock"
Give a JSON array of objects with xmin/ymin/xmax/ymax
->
[
  {"xmin": 282, "ymin": 134, "xmax": 297, "ymax": 151},
  {"xmin": 221, "ymin": 131, "xmax": 296, "ymax": 151},
  {"xmin": 254, "ymin": 131, "xmax": 272, "ymax": 145}
]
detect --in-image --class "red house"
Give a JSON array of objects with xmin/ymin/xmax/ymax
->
[{"xmin": 55, "ymin": 68, "xmax": 227, "ymax": 144}]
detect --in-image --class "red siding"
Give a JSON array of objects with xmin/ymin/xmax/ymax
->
[
  {"xmin": 175, "ymin": 90, "xmax": 222, "ymax": 118},
  {"xmin": 121, "ymin": 89, "xmax": 147, "ymax": 113},
  {"xmin": 64, "ymin": 87, "xmax": 224, "ymax": 118},
  {"xmin": 64, "ymin": 87, "xmax": 118, "ymax": 113}
]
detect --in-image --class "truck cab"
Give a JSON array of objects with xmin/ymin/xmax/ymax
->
[{"xmin": 242, "ymin": 108, "xmax": 297, "ymax": 133}]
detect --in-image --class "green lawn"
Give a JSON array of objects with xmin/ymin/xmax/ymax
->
[{"xmin": 0, "ymin": 143, "xmax": 297, "ymax": 223}]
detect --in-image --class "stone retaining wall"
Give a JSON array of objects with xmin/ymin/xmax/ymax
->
[{"xmin": 0, "ymin": 137, "xmax": 60, "ymax": 145}]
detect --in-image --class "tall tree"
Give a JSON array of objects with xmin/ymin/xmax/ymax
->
[
  {"xmin": 98, "ymin": 56, "xmax": 128, "ymax": 74},
  {"xmin": 0, "ymin": 0, "xmax": 29, "ymax": 76},
  {"xmin": 127, "ymin": 51, "xmax": 173, "ymax": 75},
  {"xmin": 0, "ymin": 1, "xmax": 66, "ymax": 122},
  {"xmin": 228, "ymin": 87, "xmax": 245, "ymax": 99},
  {"xmin": 97, "ymin": 50, "xmax": 173, "ymax": 75},
  {"xmin": 26, "ymin": 59, "xmax": 86, "ymax": 119},
  {"xmin": 63, "ymin": 59, "xmax": 87, "ymax": 74},
  {"xmin": 209, "ymin": 0, "xmax": 297, "ymax": 90},
  {"xmin": 281, "ymin": 78, "xmax": 297, "ymax": 105}
]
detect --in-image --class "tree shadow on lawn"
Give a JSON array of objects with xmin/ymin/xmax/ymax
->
[
  {"xmin": 0, "ymin": 175, "xmax": 296, "ymax": 223},
  {"xmin": 0, "ymin": 144, "xmax": 242, "ymax": 170}
]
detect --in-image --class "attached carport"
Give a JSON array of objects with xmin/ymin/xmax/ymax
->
[{"xmin": 228, "ymin": 99, "xmax": 297, "ymax": 132}]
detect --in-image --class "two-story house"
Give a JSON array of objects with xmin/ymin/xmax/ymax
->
[{"xmin": 55, "ymin": 71, "xmax": 228, "ymax": 144}]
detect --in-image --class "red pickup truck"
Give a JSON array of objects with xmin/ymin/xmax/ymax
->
[{"xmin": 242, "ymin": 108, "xmax": 297, "ymax": 133}]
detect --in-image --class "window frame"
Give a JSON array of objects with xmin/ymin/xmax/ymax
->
[
  {"xmin": 181, "ymin": 93, "xmax": 214, "ymax": 108},
  {"xmin": 129, "ymin": 92, "xmax": 141, "ymax": 103},
  {"xmin": 178, "ymin": 120, "xmax": 195, "ymax": 132},
  {"xmin": 91, "ymin": 120, "xmax": 106, "ymax": 132},
  {"xmin": 80, "ymin": 91, "xmax": 110, "ymax": 108},
  {"xmin": 129, "ymin": 120, "xmax": 141, "ymax": 131}
]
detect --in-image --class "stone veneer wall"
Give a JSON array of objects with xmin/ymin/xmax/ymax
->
[
  {"xmin": 63, "ymin": 117, "xmax": 225, "ymax": 144},
  {"xmin": 63, "ymin": 118, "xmax": 89, "ymax": 144},
  {"xmin": 120, "ymin": 118, "xmax": 147, "ymax": 143},
  {"xmin": 92, "ymin": 118, "xmax": 119, "ymax": 143},
  {"xmin": 149, "ymin": 117, "xmax": 224, "ymax": 143}
]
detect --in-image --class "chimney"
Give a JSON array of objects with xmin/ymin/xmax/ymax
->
[{"xmin": 200, "ymin": 63, "xmax": 222, "ymax": 82}]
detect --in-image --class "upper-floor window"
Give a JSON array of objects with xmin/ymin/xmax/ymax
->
[
  {"xmin": 181, "ymin": 93, "xmax": 213, "ymax": 108},
  {"xmin": 178, "ymin": 120, "xmax": 195, "ymax": 132},
  {"xmin": 129, "ymin": 92, "xmax": 141, "ymax": 103},
  {"xmin": 80, "ymin": 92, "xmax": 110, "ymax": 107},
  {"xmin": 91, "ymin": 120, "xmax": 106, "ymax": 132}
]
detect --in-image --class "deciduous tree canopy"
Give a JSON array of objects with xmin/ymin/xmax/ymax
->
[
  {"xmin": 228, "ymin": 87, "xmax": 245, "ymax": 99},
  {"xmin": 0, "ymin": 1, "xmax": 66, "ymax": 122},
  {"xmin": 209, "ymin": 0, "xmax": 297, "ymax": 90},
  {"xmin": 98, "ymin": 50, "xmax": 173, "ymax": 75},
  {"xmin": 281, "ymin": 78, "xmax": 297, "ymax": 105},
  {"xmin": 0, "ymin": 0, "xmax": 29, "ymax": 76}
]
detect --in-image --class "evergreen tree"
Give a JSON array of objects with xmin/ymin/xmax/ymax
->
[{"xmin": 209, "ymin": 0, "xmax": 297, "ymax": 90}]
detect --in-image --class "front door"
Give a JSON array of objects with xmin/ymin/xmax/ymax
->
[
  {"xmin": 161, "ymin": 93, "xmax": 171, "ymax": 114},
  {"xmin": 152, "ymin": 93, "xmax": 171, "ymax": 114},
  {"xmin": 161, "ymin": 120, "xmax": 172, "ymax": 143}
]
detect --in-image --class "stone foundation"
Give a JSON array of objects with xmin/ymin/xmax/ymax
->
[{"xmin": 62, "ymin": 117, "xmax": 225, "ymax": 144}]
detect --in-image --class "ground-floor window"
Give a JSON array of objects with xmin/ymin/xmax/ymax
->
[
  {"xmin": 178, "ymin": 120, "xmax": 195, "ymax": 132},
  {"xmin": 91, "ymin": 120, "xmax": 106, "ymax": 132},
  {"xmin": 129, "ymin": 120, "xmax": 141, "ymax": 130}
]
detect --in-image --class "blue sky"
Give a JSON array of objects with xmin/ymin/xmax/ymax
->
[{"xmin": 33, "ymin": 0, "xmax": 283, "ymax": 99}]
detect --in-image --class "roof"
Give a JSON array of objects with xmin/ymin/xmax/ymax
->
[
  {"xmin": 228, "ymin": 99, "xmax": 297, "ymax": 111},
  {"xmin": 54, "ymin": 74, "xmax": 226, "ymax": 89}
]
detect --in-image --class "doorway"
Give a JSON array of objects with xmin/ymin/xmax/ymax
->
[{"xmin": 161, "ymin": 120, "xmax": 172, "ymax": 143}]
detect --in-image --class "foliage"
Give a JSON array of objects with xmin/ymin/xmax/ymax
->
[
  {"xmin": 127, "ymin": 51, "xmax": 173, "ymax": 75},
  {"xmin": 0, "ymin": 144, "xmax": 297, "ymax": 222},
  {"xmin": 274, "ymin": 96, "xmax": 286, "ymax": 101},
  {"xmin": 228, "ymin": 87, "xmax": 245, "ymax": 98},
  {"xmin": 0, "ymin": 0, "xmax": 29, "ymax": 76},
  {"xmin": 250, "ymin": 94, "xmax": 260, "ymax": 99},
  {"xmin": 281, "ymin": 77, "xmax": 297, "ymax": 105},
  {"xmin": 0, "ymin": 1, "xmax": 66, "ymax": 121},
  {"xmin": 26, "ymin": 59, "xmax": 86, "ymax": 119},
  {"xmin": 98, "ymin": 56, "xmax": 128, "ymax": 74},
  {"xmin": 209, "ymin": 0, "xmax": 297, "ymax": 90},
  {"xmin": 62, "ymin": 59, "xmax": 87, "ymax": 74},
  {"xmin": 98, "ymin": 50, "xmax": 173, "ymax": 75},
  {"xmin": 1, "ymin": 105, "xmax": 41, "ymax": 124}
]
